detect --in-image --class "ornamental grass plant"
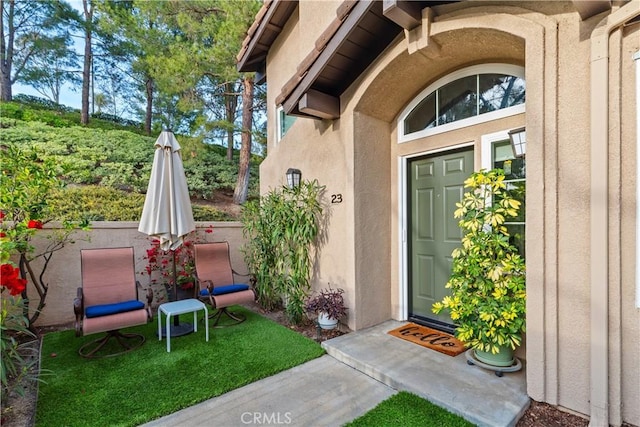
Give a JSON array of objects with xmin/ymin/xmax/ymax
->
[{"xmin": 432, "ymin": 169, "xmax": 526, "ymax": 355}]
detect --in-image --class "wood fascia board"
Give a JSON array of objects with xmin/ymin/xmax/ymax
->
[
  {"xmin": 237, "ymin": 0, "xmax": 298, "ymax": 72},
  {"xmin": 572, "ymin": 0, "xmax": 611, "ymax": 21},
  {"xmin": 298, "ymin": 89, "xmax": 340, "ymax": 119},
  {"xmin": 281, "ymin": 0, "xmax": 374, "ymax": 115},
  {"xmin": 382, "ymin": 0, "xmax": 422, "ymax": 30}
]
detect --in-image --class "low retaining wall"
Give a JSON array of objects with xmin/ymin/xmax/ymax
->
[{"xmin": 23, "ymin": 221, "xmax": 247, "ymax": 327}]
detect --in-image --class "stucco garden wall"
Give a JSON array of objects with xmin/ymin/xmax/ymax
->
[{"xmin": 25, "ymin": 221, "xmax": 246, "ymax": 327}]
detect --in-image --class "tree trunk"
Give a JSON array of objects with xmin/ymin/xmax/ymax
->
[
  {"xmin": 0, "ymin": 0, "xmax": 15, "ymax": 102},
  {"xmin": 225, "ymin": 82, "xmax": 237, "ymax": 161},
  {"xmin": 0, "ymin": 66, "xmax": 11, "ymax": 101},
  {"xmin": 145, "ymin": 76, "xmax": 153, "ymax": 135},
  {"xmin": 233, "ymin": 75, "xmax": 253, "ymax": 204},
  {"xmin": 80, "ymin": 0, "xmax": 93, "ymax": 125}
]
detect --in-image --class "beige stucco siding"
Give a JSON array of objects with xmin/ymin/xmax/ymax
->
[
  {"xmin": 260, "ymin": 1, "xmax": 639, "ymax": 424},
  {"xmin": 555, "ymin": 10, "xmax": 595, "ymax": 415}
]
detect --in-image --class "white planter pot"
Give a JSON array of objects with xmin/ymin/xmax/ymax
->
[{"xmin": 317, "ymin": 312, "xmax": 338, "ymax": 330}]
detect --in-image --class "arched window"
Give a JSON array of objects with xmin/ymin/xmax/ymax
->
[{"xmin": 398, "ymin": 64, "xmax": 525, "ymax": 142}]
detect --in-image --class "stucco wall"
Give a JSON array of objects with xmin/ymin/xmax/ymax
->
[
  {"xmin": 261, "ymin": 0, "xmax": 639, "ymax": 424},
  {"xmin": 23, "ymin": 222, "xmax": 246, "ymax": 327},
  {"xmin": 263, "ymin": 1, "xmax": 360, "ymax": 329}
]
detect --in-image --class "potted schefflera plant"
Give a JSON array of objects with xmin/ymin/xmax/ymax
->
[
  {"xmin": 432, "ymin": 169, "xmax": 526, "ymax": 368},
  {"xmin": 305, "ymin": 286, "xmax": 347, "ymax": 330}
]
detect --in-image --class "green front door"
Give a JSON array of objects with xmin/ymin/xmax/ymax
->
[{"xmin": 408, "ymin": 148, "xmax": 474, "ymax": 330}]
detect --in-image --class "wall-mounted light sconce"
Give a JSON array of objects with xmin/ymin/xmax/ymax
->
[
  {"xmin": 286, "ymin": 168, "xmax": 302, "ymax": 189},
  {"xmin": 508, "ymin": 127, "xmax": 526, "ymax": 158}
]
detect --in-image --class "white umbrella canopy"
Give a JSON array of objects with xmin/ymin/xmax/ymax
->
[{"xmin": 139, "ymin": 129, "xmax": 195, "ymax": 251}]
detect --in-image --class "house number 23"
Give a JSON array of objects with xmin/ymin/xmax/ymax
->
[{"xmin": 331, "ymin": 194, "xmax": 343, "ymax": 204}]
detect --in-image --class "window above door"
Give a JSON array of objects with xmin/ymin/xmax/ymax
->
[{"xmin": 398, "ymin": 64, "xmax": 525, "ymax": 143}]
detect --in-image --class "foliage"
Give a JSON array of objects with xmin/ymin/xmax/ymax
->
[
  {"xmin": 0, "ymin": 117, "xmax": 261, "ymax": 219},
  {"xmin": 304, "ymin": 286, "xmax": 347, "ymax": 321},
  {"xmin": 1, "ymin": 99, "xmax": 146, "ymax": 133},
  {"xmin": 242, "ymin": 180, "xmax": 325, "ymax": 324},
  {"xmin": 13, "ymin": 94, "xmax": 77, "ymax": 113},
  {"xmin": 91, "ymin": 112, "xmax": 143, "ymax": 128},
  {"xmin": 0, "ymin": 283, "xmax": 37, "ymax": 404},
  {"xmin": 47, "ymin": 186, "xmax": 145, "ymax": 222},
  {"xmin": 1, "ymin": 0, "xmax": 74, "ymax": 101},
  {"xmin": 0, "ymin": 145, "xmax": 90, "ymax": 329},
  {"xmin": 19, "ymin": 29, "xmax": 80, "ymax": 104},
  {"xmin": 138, "ymin": 226, "xmax": 215, "ymax": 291},
  {"xmin": 432, "ymin": 169, "xmax": 526, "ymax": 354}
]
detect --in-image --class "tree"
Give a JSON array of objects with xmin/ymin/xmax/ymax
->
[
  {"xmin": 233, "ymin": 75, "xmax": 253, "ymax": 203},
  {"xmin": 19, "ymin": 32, "xmax": 79, "ymax": 103},
  {"xmin": 139, "ymin": 0, "xmax": 262, "ymax": 202},
  {"xmin": 0, "ymin": 0, "xmax": 74, "ymax": 101},
  {"xmin": 79, "ymin": 0, "xmax": 93, "ymax": 124},
  {"xmin": 96, "ymin": 0, "xmax": 180, "ymax": 135}
]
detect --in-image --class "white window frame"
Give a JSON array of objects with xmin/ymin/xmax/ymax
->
[
  {"xmin": 398, "ymin": 64, "xmax": 525, "ymax": 143},
  {"xmin": 275, "ymin": 105, "xmax": 296, "ymax": 144},
  {"xmin": 397, "ymin": 141, "xmax": 475, "ymax": 321}
]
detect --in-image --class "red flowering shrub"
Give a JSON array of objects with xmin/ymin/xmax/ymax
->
[{"xmin": 140, "ymin": 226, "xmax": 215, "ymax": 290}]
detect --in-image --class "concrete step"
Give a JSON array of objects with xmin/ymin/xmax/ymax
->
[{"xmin": 322, "ymin": 320, "xmax": 530, "ymax": 427}]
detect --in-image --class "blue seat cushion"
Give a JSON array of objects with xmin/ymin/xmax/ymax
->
[
  {"xmin": 199, "ymin": 284, "xmax": 249, "ymax": 297},
  {"xmin": 85, "ymin": 300, "xmax": 145, "ymax": 318}
]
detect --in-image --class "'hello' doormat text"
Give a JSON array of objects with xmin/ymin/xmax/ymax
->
[{"xmin": 387, "ymin": 323, "xmax": 466, "ymax": 356}]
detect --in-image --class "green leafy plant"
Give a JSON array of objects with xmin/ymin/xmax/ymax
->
[
  {"xmin": 242, "ymin": 180, "xmax": 325, "ymax": 324},
  {"xmin": 0, "ymin": 116, "xmax": 261, "ymax": 218},
  {"xmin": 432, "ymin": 169, "xmax": 526, "ymax": 354},
  {"xmin": 305, "ymin": 286, "xmax": 347, "ymax": 321},
  {"xmin": 0, "ymin": 265, "xmax": 37, "ymax": 403},
  {"xmin": 0, "ymin": 145, "xmax": 90, "ymax": 329}
]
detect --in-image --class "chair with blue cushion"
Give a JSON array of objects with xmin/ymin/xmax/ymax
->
[
  {"xmin": 194, "ymin": 242, "xmax": 256, "ymax": 326},
  {"xmin": 74, "ymin": 247, "xmax": 153, "ymax": 358}
]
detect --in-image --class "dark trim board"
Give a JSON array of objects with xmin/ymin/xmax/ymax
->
[{"xmin": 409, "ymin": 314, "xmax": 456, "ymax": 336}]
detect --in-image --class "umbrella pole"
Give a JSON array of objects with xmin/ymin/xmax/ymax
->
[
  {"xmin": 172, "ymin": 250, "xmax": 179, "ymax": 302},
  {"xmin": 172, "ymin": 250, "xmax": 180, "ymax": 326}
]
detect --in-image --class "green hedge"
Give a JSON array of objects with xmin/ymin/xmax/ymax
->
[
  {"xmin": 49, "ymin": 186, "xmax": 233, "ymax": 222},
  {"xmin": 1, "ymin": 99, "xmax": 261, "ymax": 221}
]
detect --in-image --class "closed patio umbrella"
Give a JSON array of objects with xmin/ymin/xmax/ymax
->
[{"xmin": 139, "ymin": 129, "xmax": 195, "ymax": 336}]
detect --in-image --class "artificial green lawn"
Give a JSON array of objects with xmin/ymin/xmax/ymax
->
[
  {"xmin": 345, "ymin": 391, "xmax": 476, "ymax": 427},
  {"xmin": 36, "ymin": 307, "xmax": 324, "ymax": 426}
]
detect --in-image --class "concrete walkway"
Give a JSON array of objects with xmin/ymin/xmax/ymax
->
[{"xmin": 142, "ymin": 320, "xmax": 529, "ymax": 427}]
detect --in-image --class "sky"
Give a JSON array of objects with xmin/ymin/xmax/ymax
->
[{"xmin": 13, "ymin": 0, "xmax": 83, "ymax": 109}]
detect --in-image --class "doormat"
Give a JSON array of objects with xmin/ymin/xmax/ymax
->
[{"xmin": 387, "ymin": 323, "xmax": 466, "ymax": 357}]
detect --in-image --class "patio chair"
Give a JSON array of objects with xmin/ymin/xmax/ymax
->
[
  {"xmin": 74, "ymin": 247, "xmax": 153, "ymax": 358},
  {"xmin": 194, "ymin": 242, "xmax": 256, "ymax": 326}
]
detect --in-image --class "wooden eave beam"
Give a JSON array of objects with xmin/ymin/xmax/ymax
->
[
  {"xmin": 572, "ymin": 0, "xmax": 611, "ymax": 20},
  {"xmin": 282, "ymin": 0, "xmax": 374, "ymax": 117},
  {"xmin": 382, "ymin": 0, "xmax": 422, "ymax": 30},
  {"xmin": 237, "ymin": 0, "xmax": 298, "ymax": 73},
  {"xmin": 298, "ymin": 89, "xmax": 340, "ymax": 120}
]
